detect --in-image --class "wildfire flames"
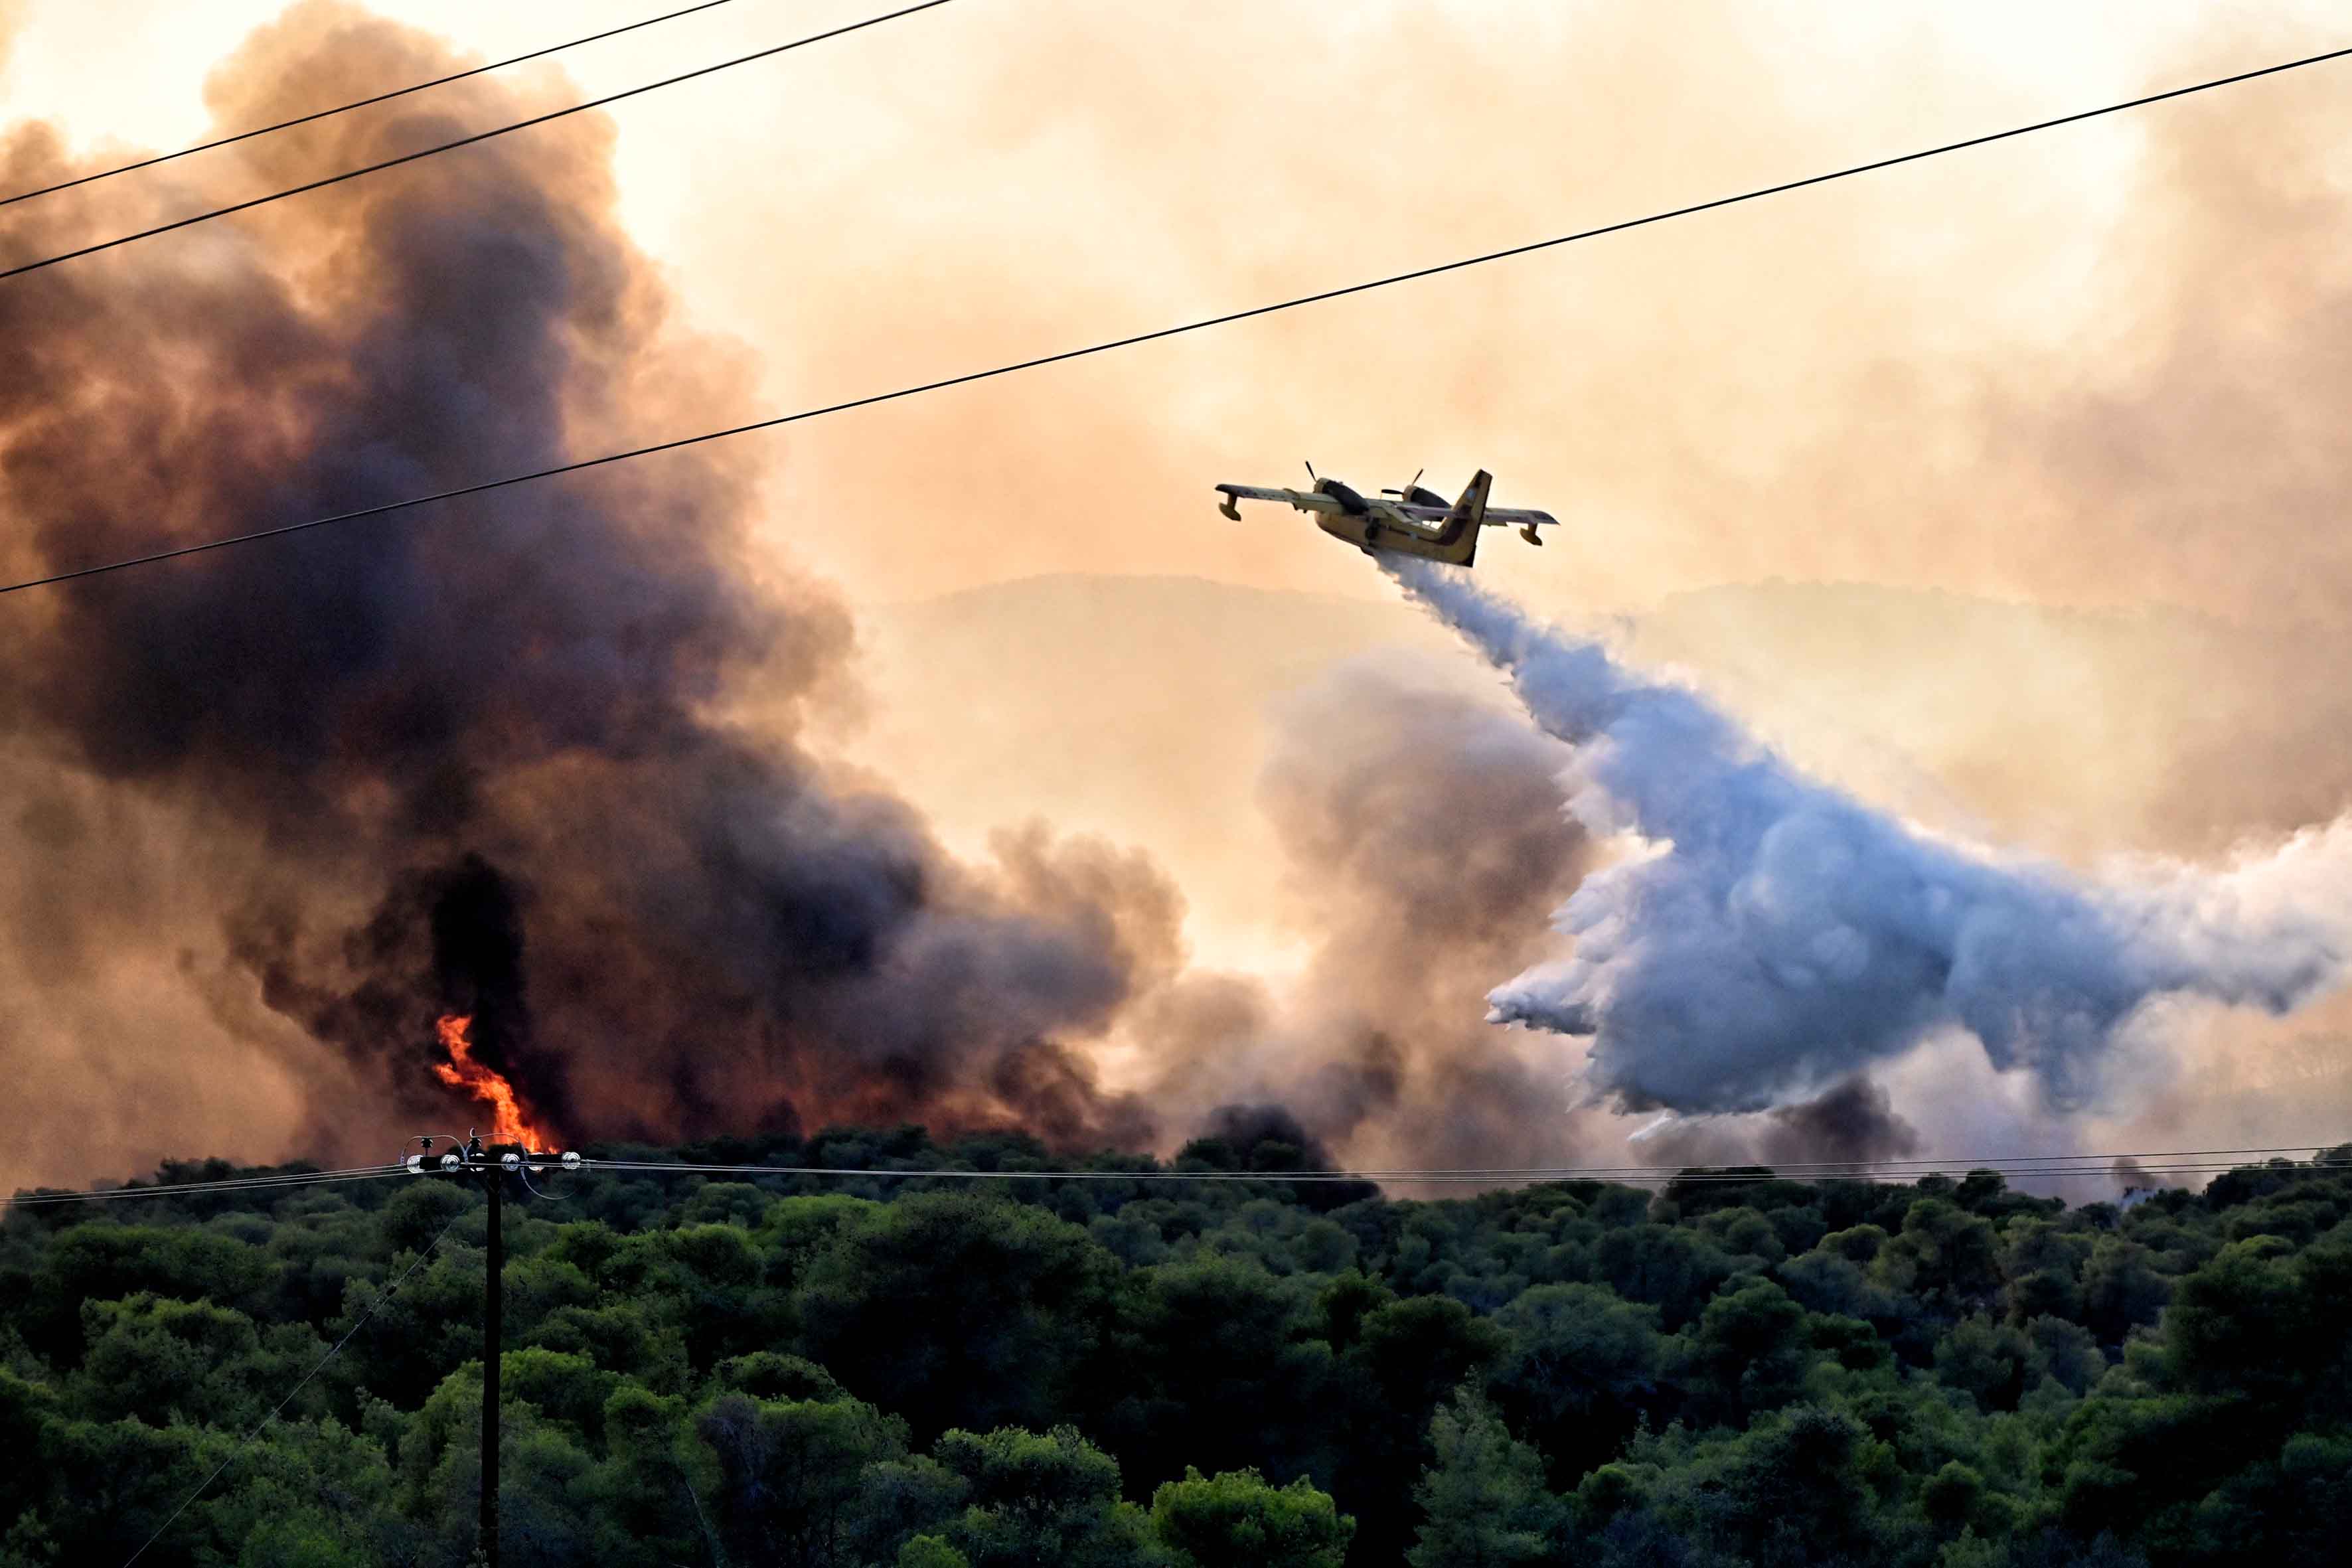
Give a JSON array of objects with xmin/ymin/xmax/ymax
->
[{"xmin": 432, "ymin": 1014, "xmax": 556, "ymax": 1150}]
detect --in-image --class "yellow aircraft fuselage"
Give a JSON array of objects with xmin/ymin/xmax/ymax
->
[{"xmin": 1214, "ymin": 469, "xmax": 1556, "ymax": 568}]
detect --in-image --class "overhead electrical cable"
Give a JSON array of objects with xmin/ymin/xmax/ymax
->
[
  {"xmin": 4, "ymin": 39, "xmax": 2346, "ymax": 597},
  {"xmin": 0, "ymin": 0, "xmax": 747, "ymax": 210},
  {"xmin": 3, "ymin": 1163, "xmax": 408, "ymax": 1208},
  {"xmin": 119, "ymin": 1208, "xmax": 466, "ymax": 1568},
  {"xmin": 7, "ymin": 1164, "xmax": 402, "ymax": 1202},
  {"xmin": 0, "ymin": 0, "xmax": 957, "ymax": 285},
  {"xmin": 586, "ymin": 1144, "xmax": 2348, "ymax": 1178},
  {"xmin": 580, "ymin": 1166, "xmax": 2346, "ymax": 1188},
  {"xmin": 15, "ymin": 1148, "xmax": 2333, "ymax": 1210},
  {"xmin": 574, "ymin": 1146, "xmax": 2351, "ymax": 1187}
]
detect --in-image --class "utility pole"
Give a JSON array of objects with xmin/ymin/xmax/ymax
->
[
  {"xmin": 480, "ymin": 1140, "xmax": 505, "ymax": 1568},
  {"xmin": 406, "ymin": 1137, "xmax": 580, "ymax": 1568}
]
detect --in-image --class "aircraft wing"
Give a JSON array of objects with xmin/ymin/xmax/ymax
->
[
  {"xmin": 1395, "ymin": 504, "xmax": 1559, "ymax": 528},
  {"xmin": 1215, "ymin": 483, "xmax": 1342, "ymax": 513}
]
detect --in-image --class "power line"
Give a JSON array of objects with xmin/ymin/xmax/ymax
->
[
  {"xmin": 1553, "ymin": 1162, "xmax": 2351, "ymax": 1188},
  {"xmin": 0, "ymin": 1, "xmax": 747, "ymax": 211},
  {"xmin": 10, "ymin": 1146, "xmax": 2333, "ymax": 1214},
  {"xmin": 5, "ymin": 39, "xmax": 2345, "ymax": 599},
  {"xmin": 0, "ymin": 0, "xmax": 957, "ymax": 285},
  {"xmin": 4, "ymin": 1164, "xmax": 407, "ymax": 1208},
  {"xmin": 17, "ymin": 1148, "xmax": 2329, "ymax": 1209},
  {"xmin": 577, "ymin": 1146, "xmax": 2350, "ymax": 1187},
  {"xmin": 119, "ymin": 1207, "xmax": 464, "ymax": 1567}
]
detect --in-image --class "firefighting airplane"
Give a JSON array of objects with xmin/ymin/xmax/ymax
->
[{"xmin": 1214, "ymin": 465, "xmax": 1557, "ymax": 566}]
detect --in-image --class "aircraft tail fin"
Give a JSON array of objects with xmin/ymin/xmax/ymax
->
[
  {"xmin": 1446, "ymin": 471, "xmax": 1492, "ymax": 533},
  {"xmin": 1431, "ymin": 471, "xmax": 1491, "ymax": 563}
]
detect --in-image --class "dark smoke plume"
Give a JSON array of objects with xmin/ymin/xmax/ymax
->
[
  {"xmin": 1184, "ymin": 1104, "xmax": 1378, "ymax": 1209},
  {"xmin": 0, "ymin": 3, "xmax": 1174, "ymax": 1159},
  {"xmin": 1140, "ymin": 659, "xmax": 1602, "ymax": 1171},
  {"xmin": 1640, "ymin": 1075, "xmax": 1923, "ymax": 1174},
  {"xmin": 1759, "ymin": 1077, "xmax": 1921, "ymax": 1166}
]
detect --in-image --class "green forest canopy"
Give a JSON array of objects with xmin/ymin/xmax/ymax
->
[{"xmin": 4, "ymin": 1123, "xmax": 2349, "ymax": 1568}]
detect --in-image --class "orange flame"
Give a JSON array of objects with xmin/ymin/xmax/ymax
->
[{"xmin": 431, "ymin": 1014, "xmax": 556, "ymax": 1150}]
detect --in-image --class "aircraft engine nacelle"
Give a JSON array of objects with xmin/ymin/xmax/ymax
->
[
  {"xmin": 1520, "ymin": 524, "xmax": 1543, "ymax": 546},
  {"xmin": 1219, "ymin": 497, "xmax": 1241, "ymax": 521},
  {"xmin": 1316, "ymin": 478, "xmax": 1369, "ymax": 515}
]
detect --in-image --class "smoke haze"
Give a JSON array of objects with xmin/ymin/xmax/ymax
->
[
  {"xmin": 0, "ymin": 2, "xmax": 1618, "ymax": 1190},
  {"xmin": 9, "ymin": 1, "xmax": 2352, "ymax": 1189},
  {"xmin": 0, "ymin": 2, "xmax": 1192, "ymax": 1178}
]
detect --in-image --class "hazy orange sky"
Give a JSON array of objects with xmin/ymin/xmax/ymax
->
[
  {"xmin": 7, "ymin": 0, "xmax": 2352, "ymax": 1188},
  {"xmin": 5, "ymin": 0, "xmax": 2342, "ymax": 605}
]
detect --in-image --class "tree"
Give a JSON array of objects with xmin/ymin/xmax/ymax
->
[
  {"xmin": 692, "ymin": 1391, "xmax": 915, "ymax": 1568},
  {"xmin": 1334, "ymin": 1295, "xmax": 1508, "ymax": 1558},
  {"xmin": 0, "ymin": 1370, "xmax": 58, "ymax": 1530},
  {"xmin": 899, "ymin": 1537, "xmax": 972, "ymax": 1568},
  {"xmin": 1684, "ymin": 1278, "xmax": 1815, "ymax": 1424},
  {"xmin": 1595, "ymin": 1226, "xmax": 1739, "ymax": 1330},
  {"xmin": 21, "ymin": 1225, "xmax": 272, "ymax": 1363},
  {"xmin": 1150, "ymin": 1466, "xmax": 1352, "ymax": 1568},
  {"xmin": 1934, "ymin": 1315, "xmax": 2033, "ymax": 1413},
  {"xmin": 580, "ymin": 1385, "xmax": 702, "ymax": 1568},
  {"xmin": 796, "ymin": 1194, "xmax": 1119, "ymax": 1439},
  {"xmin": 2163, "ymin": 1237, "xmax": 2339, "ymax": 1405},
  {"xmin": 72, "ymin": 1294, "xmax": 274, "ymax": 1428},
  {"xmin": 1999, "ymin": 1217, "xmax": 2093, "ymax": 1324},
  {"xmin": 1406, "ymin": 1389, "xmax": 1561, "ymax": 1568},
  {"xmin": 1487, "ymin": 1283, "xmax": 1662, "ymax": 1481},
  {"xmin": 1100, "ymin": 1252, "xmax": 1330, "ymax": 1489},
  {"xmin": 1871, "ymin": 1200, "xmax": 2001, "ymax": 1310},
  {"xmin": 2078, "ymin": 1237, "xmax": 2168, "ymax": 1344},
  {"xmin": 931, "ymin": 1425, "xmax": 1152, "ymax": 1568},
  {"xmin": 1695, "ymin": 1406, "xmax": 1879, "ymax": 1568}
]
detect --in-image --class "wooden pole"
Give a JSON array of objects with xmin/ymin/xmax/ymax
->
[{"xmin": 480, "ymin": 1155, "xmax": 503, "ymax": 1568}]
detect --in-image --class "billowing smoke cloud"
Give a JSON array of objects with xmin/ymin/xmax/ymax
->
[
  {"xmin": 1384, "ymin": 558, "xmax": 2352, "ymax": 1115},
  {"xmin": 0, "ymin": 2, "xmax": 1178, "ymax": 1165},
  {"xmin": 1259, "ymin": 663, "xmax": 1595, "ymax": 1167},
  {"xmin": 1127, "ymin": 657, "xmax": 1608, "ymax": 1171}
]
